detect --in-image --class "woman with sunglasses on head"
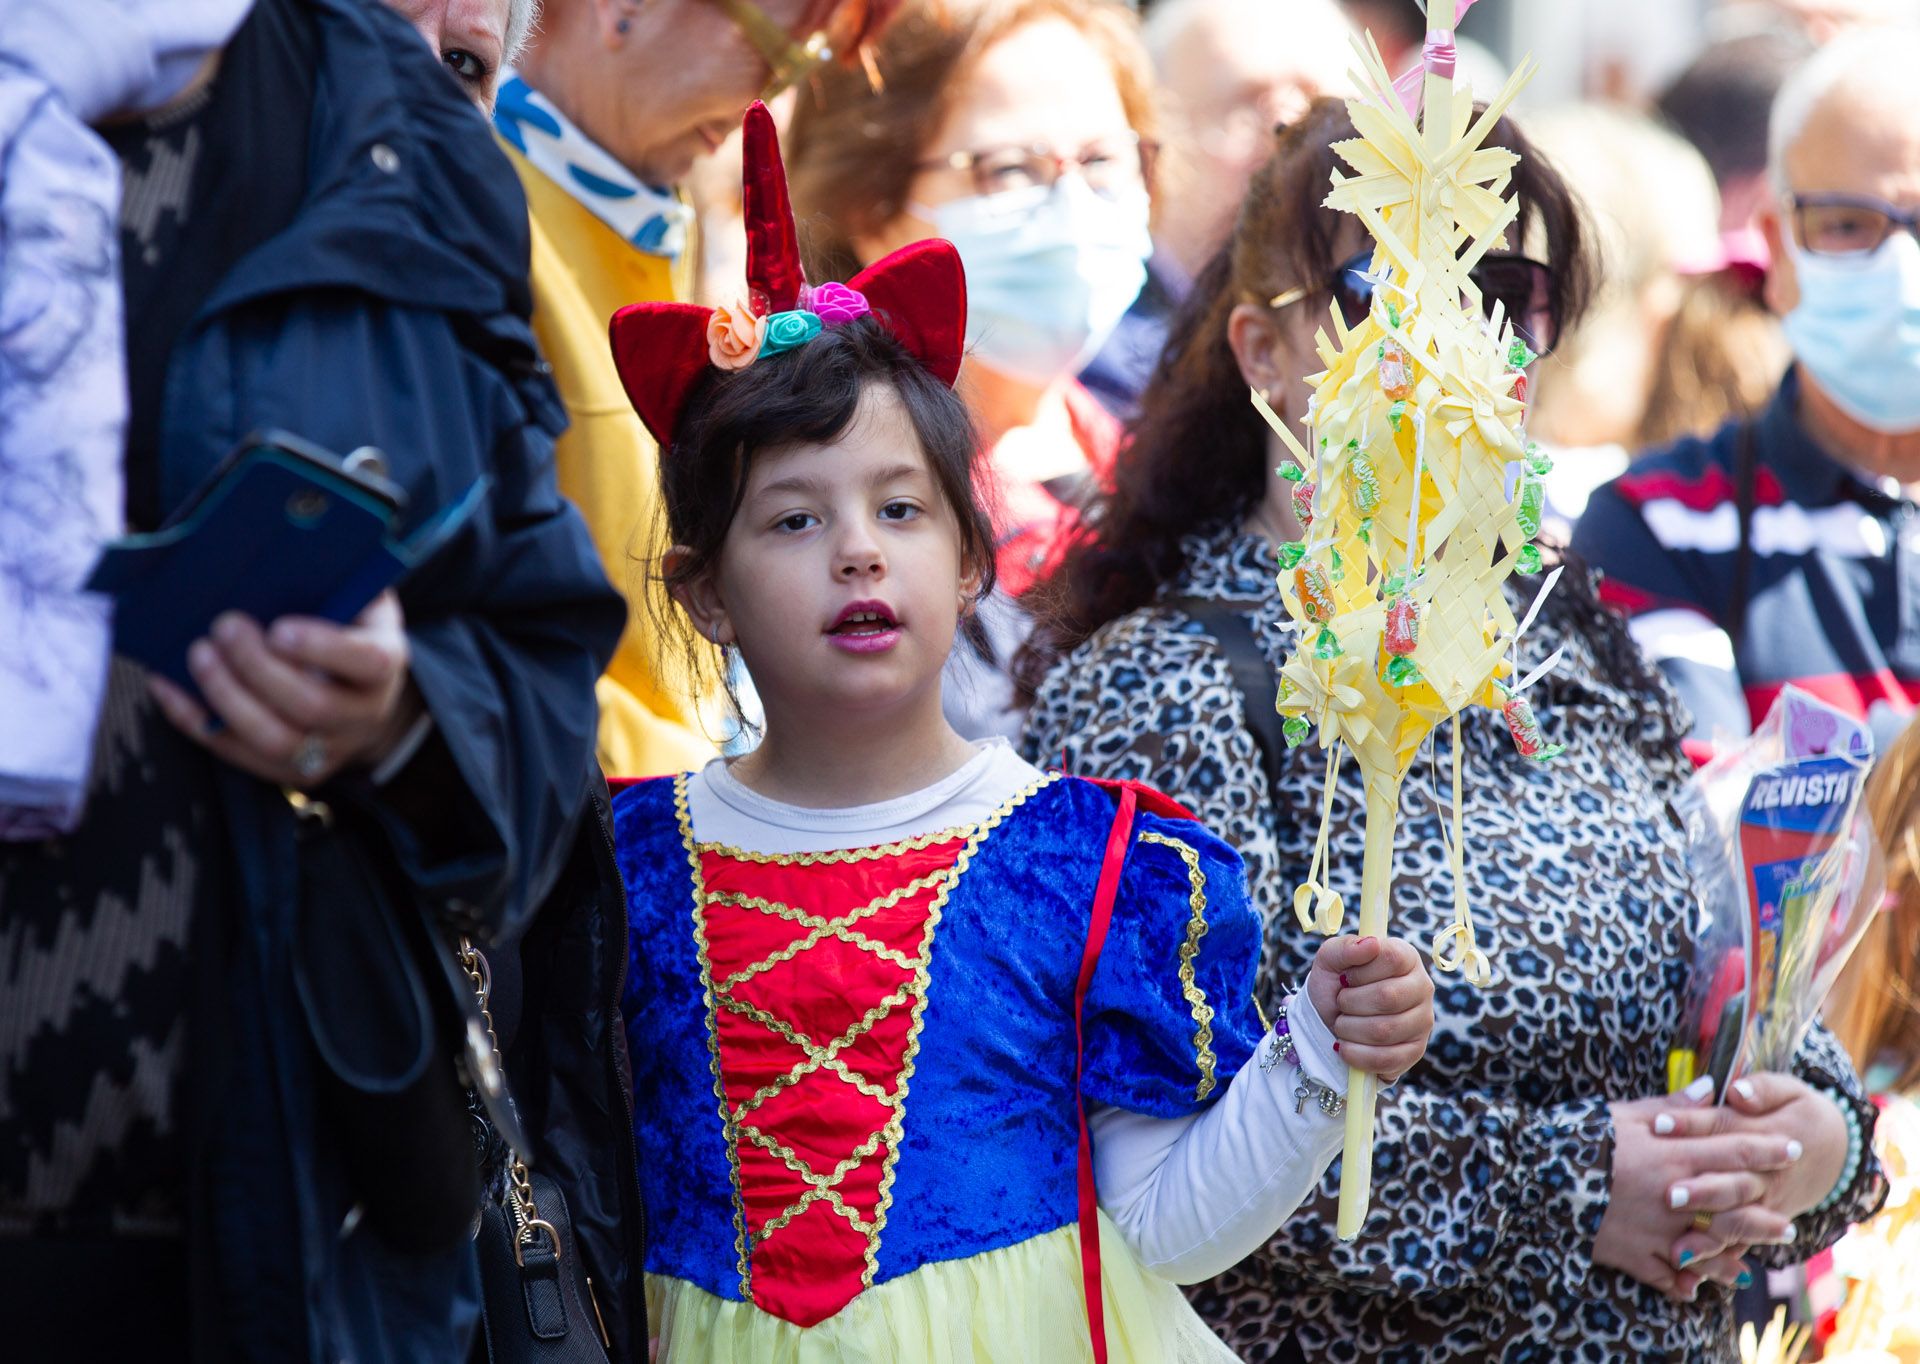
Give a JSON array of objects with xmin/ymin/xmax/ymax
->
[
  {"xmin": 1021, "ymin": 98, "xmax": 1886, "ymax": 1363},
  {"xmin": 784, "ymin": 0, "xmax": 1157, "ymax": 735}
]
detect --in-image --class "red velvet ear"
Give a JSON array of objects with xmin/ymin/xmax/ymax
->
[
  {"xmin": 850, "ymin": 240, "xmax": 968, "ymax": 388},
  {"xmin": 742, "ymin": 100, "xmax": 804, "ymax": 315},
  {"xmin": 609, "ymin": 301, "xmax": 716, "ymax": 446}
]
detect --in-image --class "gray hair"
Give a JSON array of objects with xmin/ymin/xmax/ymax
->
[
  {"xmin": 505, "ymin": 0, "xmax": 541, "ymax": 65},
  {"xmin": 1142, "ymin": 0, "xmax": 1353, "ymax": 70},
  {"xmin": 1768, "ymin": 23, "xmax": 1920, "ymax": 192}
]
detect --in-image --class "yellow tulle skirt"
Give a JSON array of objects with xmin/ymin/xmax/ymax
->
[{"xmin": 646, "ymin": 1212, "xmax": 1242, "ymax": 1363}]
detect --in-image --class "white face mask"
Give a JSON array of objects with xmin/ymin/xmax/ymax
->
[
  {"xmin": 922, "ymin": 178, "xmax": 1151, "ymax": 388},
  {"xmin": 1781, "ymin": 230, "xmax": 1920, "ymax": 434}
]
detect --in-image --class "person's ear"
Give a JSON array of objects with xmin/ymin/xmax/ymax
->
[
  {"xmin": 664, "ymin": 547, "xmax": 736, "ymax": 647},
  {"xmin": 1759, "ymin": 200, "xmax": 1798, "ymax": 318},
  {"xmin": 1228, "ymin": 301, "xmax": 1291, "ymax": 398}
]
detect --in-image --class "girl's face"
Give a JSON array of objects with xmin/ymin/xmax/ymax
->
[{"xmin": 675, "ymin": 385, "xmax": 974, "ymax": 726}]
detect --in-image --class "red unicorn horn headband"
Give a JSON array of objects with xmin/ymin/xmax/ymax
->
[{"xmin": 609, "ymin": 101, "xmax": 968, "ymax": 448}]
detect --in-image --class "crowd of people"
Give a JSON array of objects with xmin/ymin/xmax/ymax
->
[{"xmin": 1, "ymin": 0, "xmax": 1916, "ymax": 1360}]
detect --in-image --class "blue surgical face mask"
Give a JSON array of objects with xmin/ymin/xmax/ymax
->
[
  {"xmin": 1781, "ymin": 230, "xmax": 1920, "ymax": 434},
  {"xmin": 921, "ymin": 178, "xmax": 1151, "ymax": 388}
]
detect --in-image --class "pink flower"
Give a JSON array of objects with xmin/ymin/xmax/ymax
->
[
  {"xmin": 707, "ymin": 299, "xmax": 766, "ymax": 370},
  {"xmin": 805, "ymin": 282, "xmax": 871, "ymax": 327}
]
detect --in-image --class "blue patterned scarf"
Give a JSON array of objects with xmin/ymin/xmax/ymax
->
[{"xmin": 493, "ymin": 72, "xmax": 692, "ymax": 260}]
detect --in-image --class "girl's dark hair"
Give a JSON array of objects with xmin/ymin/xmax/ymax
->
[
  {"xmin": 1020, "ymin": 97, "xmax": 1681, "ymax": 754},
  {"xmin": 653, "ymin": 316, "xmax": 997, "ymax": 701}
]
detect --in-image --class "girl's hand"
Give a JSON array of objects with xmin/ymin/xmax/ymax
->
[
  {"xmin": 1304, "ymin": 934, "xmax": 1434, "ymax": 1083},
  {"xmin": 1594, "ymin": 1086, "xmax": 1801, "ymax": 1300},
  {"xmin": 150, "ymin": 592, "xmax": 421, "ymax": 789},
  {"xmin": 1651, "ymin": 1072, "xmax": 1850, "ymax": 1275}
]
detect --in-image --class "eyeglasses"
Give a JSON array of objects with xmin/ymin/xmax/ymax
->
[
  {"xmin": 916, "ymin": 133, "xmax": 1156, "ymax": 201},
  {"xmin": 710, "ymin": 0, "xmax": 889, "ymax": 101},
  {"xmin": 1788, "ymin": 191, "xmax": 1920, "ymax": 259},
  {"xmin": 1275, "ymin": 250, "xmax": 1559, "ymax": 356}
]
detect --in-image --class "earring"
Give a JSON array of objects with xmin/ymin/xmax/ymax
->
[{"xmin": 616, "ymin": 15, "xmax": 631, "ymax": 33}]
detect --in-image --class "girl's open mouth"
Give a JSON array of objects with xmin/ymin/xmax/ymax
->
[{"xmin": 827, "ymin": 602, "xmax": 902, "ymax": 653}]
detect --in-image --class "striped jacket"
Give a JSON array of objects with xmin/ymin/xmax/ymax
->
[{"xmin": 1571, "ymin": 368, "xmax": 1920, "ymax": 757}]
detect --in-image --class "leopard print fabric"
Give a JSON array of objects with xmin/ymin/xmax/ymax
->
[{"xmin": 1023, "ymin": 526, "xmax": 1887, "ymax": 1364}]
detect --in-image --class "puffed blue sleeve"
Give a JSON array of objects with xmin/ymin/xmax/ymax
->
[{"xmin": 1080, "ymin": 811, "xmax": 1268, "ymax": 1118}]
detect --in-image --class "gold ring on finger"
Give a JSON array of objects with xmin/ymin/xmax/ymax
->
[{"xmin": 1691, "ymin": 1211, "xmax": 1714, "ymax": 1234}]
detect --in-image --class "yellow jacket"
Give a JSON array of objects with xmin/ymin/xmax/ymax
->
[{"xmin": 504, "ymin": 143, "xmax": 715, "ymax": 778}]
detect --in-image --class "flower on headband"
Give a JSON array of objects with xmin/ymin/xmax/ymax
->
[
  {"xmin": 805, "ymin": 282, "xmax": 872, "ymax": 326},
  {"xmin": 762, "ymin": 309, "xmax": 824, "ymax": 357},
  {"xmin": 708, "ymin": 299, "xmax": 767, "ymax": 371}
]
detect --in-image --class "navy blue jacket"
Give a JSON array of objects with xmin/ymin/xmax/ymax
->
[
  {"xmin": 148, "ymin": 1, "xmax": 636, "ymax": 1358},
  {"xmin": 1572, "ymin": 368, "xmax": 1920, "ymax": 756}
]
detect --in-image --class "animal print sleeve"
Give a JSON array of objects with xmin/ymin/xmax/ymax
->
[{"xmin": 1758, "ymin": 1020, "xmax": 1889, "ymax": 1263}]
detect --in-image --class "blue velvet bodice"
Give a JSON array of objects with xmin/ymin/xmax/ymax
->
[{"xmin": 614, "ymin": 773, "xmax": 1265, "ymax": 1314}]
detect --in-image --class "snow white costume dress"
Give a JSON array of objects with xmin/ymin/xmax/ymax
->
[{"xmin": 605, "ymin": 106, "xmax": 1351, "ymax": 1362}]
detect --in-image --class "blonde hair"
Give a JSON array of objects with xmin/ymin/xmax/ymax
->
[{"xmin": 1834, "ymin": 714, "xmax": 1920, "ymax": 1094}]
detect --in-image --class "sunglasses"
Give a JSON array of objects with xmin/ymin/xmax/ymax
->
[
  {"xmin": 1276, "ymin": 250, "xmax": 1559, "ymax": 356},
  {"xmin": 710, "ymin": 0, "xmax": 891, "ymax": 101}
]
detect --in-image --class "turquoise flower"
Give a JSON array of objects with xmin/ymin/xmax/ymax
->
[{"xmin": 762, "ymin": 310, "xmax": 823, "ymax": 356}]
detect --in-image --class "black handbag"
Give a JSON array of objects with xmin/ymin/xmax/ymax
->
[{"xmin": 454, "ymin": 937, "xmax": 614, "ymax": 1364}]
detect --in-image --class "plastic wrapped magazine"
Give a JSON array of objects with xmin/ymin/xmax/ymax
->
[{"xmin": 1669, "ymin": 688, "xmax": 1881, "ymax": 1098}]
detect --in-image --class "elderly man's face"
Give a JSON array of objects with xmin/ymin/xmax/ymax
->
[
  {"xmin": 1765, "ymin": 83, "xmax": 1920, "ymax": 316},
  {"xmin": 387, "ymin": 0, "xmax": 511, "ymax": 109},
  {"xmin": 609, "ymin": 0, "xmax": 819, "ymax": 186}
]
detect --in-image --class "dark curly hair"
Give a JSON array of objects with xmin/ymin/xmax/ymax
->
[
  {"xmin": 650, "ymin": 316, "xmax": 997, "ymax": 707},
  {"xmin": 1020, "ymin": 97, "xmax": 1684, "ymax": 756}
]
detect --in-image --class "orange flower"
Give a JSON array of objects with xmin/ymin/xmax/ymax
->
[{"xmin": 707, "ymin": 299, "xmax": 766, "ymax": 371}]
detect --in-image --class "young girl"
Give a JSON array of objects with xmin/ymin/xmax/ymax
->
[{"xmin": 605, "ymin": 104, "xmax": 1434, "ymax": 1362}]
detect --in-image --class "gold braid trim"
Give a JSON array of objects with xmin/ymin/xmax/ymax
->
[
  {"xmin": 862, "ymin": 771, "xmax": 1060, "ymax": 1286},
  {"xmin": 1139, "ymin": 831, "xmax": 1219, "ymax": 1102},
  {"xmin": 676, "ymin": 774, "xmax": 752, "ymax": 1295},
  {"xmin": 739, "ymin": 1125, "xmax": 883, "ymax": 1243},
  {"xmin": 707, "ymin": 871, "xmax": 951, "ymax": 989}
]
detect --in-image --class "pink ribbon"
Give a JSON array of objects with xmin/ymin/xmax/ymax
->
[{"xmin": 1390, "ymin": 0, "xmax": 1480, "ymax": 117}]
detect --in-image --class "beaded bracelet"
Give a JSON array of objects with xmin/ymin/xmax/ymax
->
[
  {"xmin": 1259, "ymin": 995, "xmax": 1345, "ymax": 1117},
  {"xmin": 1812, "ymin": 1088, "xmax": 1865, "ymax": 1215}
]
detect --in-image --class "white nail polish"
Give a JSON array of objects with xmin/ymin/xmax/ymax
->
[
  {"xmin": 1683, "ymin": 1076, "xmax": 1715, "ymax": 1102},
  {"xmin": 1786, "ymin": 1140, "xmax": 1804, "ymax": 1162},
  {"xmin": 1654, "ymin": 1114, "xmax": 1676, "ymax": 1135},
  {"xmin": 1669, "ymin": 1186, "xmax": 1690, "ymax": 1209},
  {"xmin": 1782, "ymin": 1224, "xmax": 1797, "ymax": 1243},
  {"xmin": 1733, "ymin": 1078, "xmax": 1757, "ymax": 1103}
]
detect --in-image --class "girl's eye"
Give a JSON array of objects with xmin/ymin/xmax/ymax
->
[
  {"xmin": 444, "ymin": 48, "xmax": 487, "ymax": 83},
  {"xmin": 776, "ymin": 512, "xmax": 818, "ymax": 532},
  {"xmin": 879, "ymin": 500, "xmax": 922, "ymax": 521}
]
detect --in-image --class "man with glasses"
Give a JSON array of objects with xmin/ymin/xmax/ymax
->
[
  {"xmin": 1574, "ymin": 26, "xmax": 1920, "ymax": 754},
  {"xmin": 493, "ymin": 0, "xmax": 894, "ymax": 776}
]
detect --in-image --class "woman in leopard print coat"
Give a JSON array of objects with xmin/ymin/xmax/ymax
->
[{"xmin": 1021, "ymin": 102, "xmax": 1886, "ymax": 1363}]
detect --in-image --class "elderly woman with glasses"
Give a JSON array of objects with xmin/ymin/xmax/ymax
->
[
  {"xmin": 479, "ymin": 0, "xmax": 897, "ymax": 777},
  {"xmin": 780, "ymin": 0, "xmax": 1159, "ymax": 737},
  {"xmin": 1019, "ymin": 98, "xmax": 1887, "ymax": 1363}
]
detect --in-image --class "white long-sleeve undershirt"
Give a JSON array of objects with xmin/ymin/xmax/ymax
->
[{"xmin": 1090, "ymin": 988, "xmax": 1348, "ymax": 1283}]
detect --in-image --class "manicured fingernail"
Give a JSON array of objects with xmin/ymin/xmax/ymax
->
[
  {"xmin": 1683, "ymin": 1077, "xmax": 1715, "ymax": 1102},
  {"xmin": 1782, "ymin": 1224, "xmax": 1797, "ymax": 1243},
  {"xmin": 1736, "ymin": 1271, "xmax": 1753, "ymax": 1289},
  {"xmin": 1654, "ymin": 1114, "xmax": 1676, "ymax": 1135},
  {"xmin": 1340, "ymin": 972, "xmax": 1352, "ymax": 989},
  {"xmin": 1333, "ymin": 1041, "xmax": 1342, "ymax": 1052},
  {"xmin": 1786, "ymin": 1139, "xmax": 1803, "ymax": 1162},
  {"xmin": 1733, "ymin": 1078, "xmax": 1756, "ymax": 1103},
  {"xmin": 189, "ymin": 640, "xmax": 215, "ymax": 673},
  {"xmin": 1357, "ymin": 936, "xmax": 1377, "ymax": 948},
  {"xmin": 1669, "ymin": 1186, "xmax": 1690, "ymax": 1209},
  {"xmin": 272, "ymin": 621, "xmax": 302, "ymax": 650},
  {"xmin": 1678, "ymin": 1249, "xmax": 1695, "ymax": 1266}
]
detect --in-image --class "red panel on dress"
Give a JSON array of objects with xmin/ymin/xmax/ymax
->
[{"xmin": 698, "ymin": 837, "xmax": 967, "ymax": 1326}]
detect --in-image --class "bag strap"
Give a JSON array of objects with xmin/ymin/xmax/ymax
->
[
  {"xmin": 1167, "ymin": 597, "xmax": 1285, "ymax": 803},
  {"xmin": 1727, "ymin": 421, "xmax": 1759, "ymax": 655},
  {"xmin": 1072, "ymin": 783, "xmax": 1140, "ymax": 1364}
]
